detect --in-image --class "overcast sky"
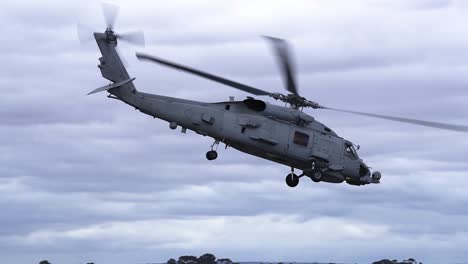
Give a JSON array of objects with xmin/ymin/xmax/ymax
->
[{"xmin": 1, "ymin": 0, "xmax": 468, "ymax": 263}]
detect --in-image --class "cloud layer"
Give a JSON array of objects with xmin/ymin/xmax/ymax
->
[{"xmin": 1, "ymin": 0, "xmax": 467, "ymax": 263}]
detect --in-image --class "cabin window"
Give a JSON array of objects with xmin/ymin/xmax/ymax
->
[
  {"xmin": 293, "ymin": 131, "xmax": 309, "ymax": 147},
  {"xmin": 225, "ymin": 104, "xmax": 231, "ymax": 110},
  {"xmin": 345, "ymin": 143, "xmax": 358, "ymax": 160},
  {"xmin": 241, "ymin": 127, "xmax": 246, "ymax": 134}
]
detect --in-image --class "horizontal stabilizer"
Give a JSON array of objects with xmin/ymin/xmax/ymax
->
[{"xmin": 87, "ymin": 77, "xmax": 135, "ymax": 95}]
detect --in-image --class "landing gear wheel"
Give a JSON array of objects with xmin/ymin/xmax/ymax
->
[
  {"xmin": 310, "ymin": 169, "xmax": 322, "ymax": 182},
  {"xmin": 206, "ymin": 150, "xmax": 218, "ymax": 160},
  {"xmin": 285, "ymin": 173, "xmax": 299, "ymax": 188}
]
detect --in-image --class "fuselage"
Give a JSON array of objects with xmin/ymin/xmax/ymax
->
[
  {"xmin": 110, "ymin": 88, "xmax": 375, "ymax": 185},
  {"xmin": 92, "ymin": 31, "xmax": 381, "ymax": 186}
]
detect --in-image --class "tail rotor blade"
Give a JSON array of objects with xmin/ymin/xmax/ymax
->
[
  {"xmin": 116, "ymin": 46, "xmax": 129, "ymax": 67},
  {"xmin": 77, "ymin": 23, "xmax": 96, "ymax": 44},
  {"xmin": 102, "ymin": 2, "xmax": 120, "ymax": 30},
  {"xmin": 118, "ymin": 30, "xmax": 145, "ymax": 46}
]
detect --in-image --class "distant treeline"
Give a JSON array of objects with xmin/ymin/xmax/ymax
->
[
  {"xmin": 372, "ymin": 259, "xmax": 422, "ymax": 264},
  {"xmin": 37, "ymin": 254, "xmax": 422, "ymax": 264},
  {"xmin": 167, "ymin": 253, "xmax": 238, "ymax": 264}
]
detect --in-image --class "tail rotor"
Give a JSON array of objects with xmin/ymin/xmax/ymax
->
[
  {"xmin": 76, "ymin": 2, "xmax": 145, "ymax": 47},
  {"xmin": 78, "ymin": 2, "xmax": 142, "ymax": 90}
]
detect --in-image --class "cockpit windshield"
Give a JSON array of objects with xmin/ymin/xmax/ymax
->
[{"xmin": 345, "ymin": 143, "xmax": 359, "ymax": 159}]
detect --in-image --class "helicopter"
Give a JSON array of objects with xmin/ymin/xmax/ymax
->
[{"xmin": 79, "ymin": 4, "xmax": 468, "ymax": 188}]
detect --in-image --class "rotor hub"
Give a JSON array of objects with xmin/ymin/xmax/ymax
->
[
  {"xmin": 105, "ymin": 28, "xmax": 117, "ymax": 42},
  {"xmin": 270, "ymin": 93, "xmax": 321, "ymax": 109}
]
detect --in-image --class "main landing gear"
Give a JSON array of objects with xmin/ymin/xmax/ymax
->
[
  {"xmin": 206, "ymin": 140, "xmax": 219, "ymax": 161},
  {"xmin": 285, "ymin": 168, "xmax": 305, "ymax": 188},
  {"xmin": 309, "ymin": 161, "xmax": 322, "ymax": 182},
  {"xmin": 285, "ymin": 163, "xmax": 324, "ymax": 187}
]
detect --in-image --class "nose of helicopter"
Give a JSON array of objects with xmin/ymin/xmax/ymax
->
[
  {"xmin": 357, "ymin": 161, "xmax": 382, "ymax": 184},
  {"xmin": 371, "ymin": 171, "xmax": 382, "ymax": 183},
  {"xmin": 360, "ymin": 161, "xmax": 371, "ymax": 177},
  {"xmin": 360, "ymin": 161, "xmax": 382, "ymax": 184}
]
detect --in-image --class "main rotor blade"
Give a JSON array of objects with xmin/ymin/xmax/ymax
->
[
  {"xmin": 324, "ymin": 107, "xmax": 468, "ymax": 132},
  {"xmin": 136, "ymin": 53, "xmax": 273, "ymax": 96},
  {"xmin": 102, "ymin": 2, "xmax": 119, "ymax": 30},
  {"xmin": 264, "ymin": 36, "xmax": 299, "ymax": 95}
]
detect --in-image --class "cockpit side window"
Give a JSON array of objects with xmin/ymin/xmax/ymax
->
[
  {"xmin": 345, "ymin": 143, "xmax": 358, "ymax": 159},
  {"xmin": 293, "ymin": 131, "xmax": 309, "ymax": 147}
]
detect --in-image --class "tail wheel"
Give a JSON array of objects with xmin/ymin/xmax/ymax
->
[
  {"xmin": 310, "ymin": 169, "xmax": 322, "ymax": 182},
  {"xmin": 285, "ymin": 173, "xmax": 299, "ymax": 188}
]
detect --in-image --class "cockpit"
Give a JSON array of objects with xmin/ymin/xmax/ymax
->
[{"xmin": 344, "ymin": 141, "xmax": 359, "ymax": 160}]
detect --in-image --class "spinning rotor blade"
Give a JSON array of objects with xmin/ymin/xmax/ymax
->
[
  {"xmin": 323, "ymin": 107, "xmax": 468, "ymax": 132},
  {"xmin": 264, "ymin": 36, "xmax": 299, "ymax": 95},
  {"xmin": 136, "ymin": 53, "xmax": 272, "ymax": 96},
  {"xmin": 102, "ymin": 2, "xmax": 119, "ymax": 30},
  {"xmin": 77, "ymin": 23, "xmax": 95, "ymax": 44},
  {"xmin": 115, "ymin": 46, "xmax": 129, "ymax": 67},
  {"xmin": 118, "ymin": 30, "xmax": 145, "ymax": 46}
]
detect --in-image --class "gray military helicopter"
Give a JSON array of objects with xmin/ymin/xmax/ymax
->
[{"xmin": 79, "ymin": 4, "xmax": 468, "ymax": 187}]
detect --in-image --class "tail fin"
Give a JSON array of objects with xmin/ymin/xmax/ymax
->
[
  {"xmin": 92, "ymin": 32, "xmax": 137, "ymax": 96},
  {"xmin": 79, "ymin": 3, "xmax": 144, "ymax": 98}
]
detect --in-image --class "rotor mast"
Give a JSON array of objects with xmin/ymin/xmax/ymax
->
[{"xmin": 270, "ymin": 93, "xmax": 322, "ymax": 110}]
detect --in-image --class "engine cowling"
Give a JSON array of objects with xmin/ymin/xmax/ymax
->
[{"xmin": 243, "ymin": 98, "xmax": 314, "ymax": 124}]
